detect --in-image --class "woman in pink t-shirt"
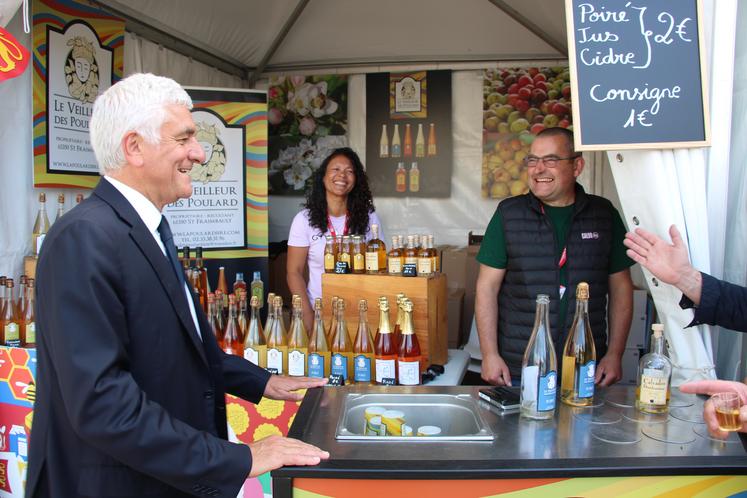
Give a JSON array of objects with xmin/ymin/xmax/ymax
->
[{"xmin": 287, "ymin": 148, "xmax": 383, "ymax": 330}]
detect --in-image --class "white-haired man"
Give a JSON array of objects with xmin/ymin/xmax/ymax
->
[{"xmin": 27, "ymin": 73, "xmax": 328, "ymax": 498}]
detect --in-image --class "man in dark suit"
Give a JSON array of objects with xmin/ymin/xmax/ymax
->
[{"xmin": 27, "ymin": 73, "xmax": 328, "ymax": 498}]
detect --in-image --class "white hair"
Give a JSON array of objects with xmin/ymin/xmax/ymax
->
[{"xmin": 89, "ymin": 73, "xmax": 193, "ymax": 175}]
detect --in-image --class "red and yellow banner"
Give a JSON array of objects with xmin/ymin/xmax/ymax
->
[{"xmin": 0, "ymin": 26, "xmax": 30, "ymax": 82}]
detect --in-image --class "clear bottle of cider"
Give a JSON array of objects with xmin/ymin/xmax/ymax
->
[
  {"xmin": 366, "ymin": 224, "xmax": 386, "ymax": 274},
  {"xmin": 1, "ymin": 279, "xmax": 20, "ymax": 347},
  {"xmin": 636, "ymin": 324, "xmax": 672, "ymax": 414},
  {"xmin": 287, "ymin": 295, "xmax": 308, "ymax": 377},
  {"xmin": 388, "ymin": 236, "xmax": 403, "ymax": 275},
  {"xmin": 323, "ymin": 235, "xmax": 336, "ymax": 273},
  {"xmin": 21, "ymin": 279, "xmax": 36, "ymax": 348},
  {"xmin": 244, "ymin": 295, "xmax": 267, "ymax": 368},
  {"xmin": 397, "ymin": 299, "xmax": 421, "ymax": 385},
  {"xmin": 338, "ymin": 235, "xmax": 351, "ymax": 271},
  {"xmin": 55, "ymin": 193, "xmax": 65, "ymax": 222},
  {"xmin": 308, "ymin": 298, "xmax": 331, "ymax": 378},
  {"xmin": 327, "ymin": 296, "xmax": 339, "ymax": 345},
  {"xmin": 561, "ymin": 282, "xmax": 596, "ymax": 406},
  {"xmin": 392, "ymin": 293, "xmax": 406, "ymax": 349},
  {"xmin": 417, "ymin": 234, "xmax": 432, "ymax": 276},
  {"xmin": 266, "ymin": 296, "xmax": 288, "ymax": 374},
  {"xmin": 404, "ymin": 235, "xmax": 418, "ymax": 268},
  {"xmin": 353, "ymin": 299, "xmax": 375, "ymax": 384},
  {"xmin": 351, "ymin": 235, "xmax": 366, "ymax": 274},
  {"xmin": 263, "ymin": 292, "xmax": 276, "ymax": 341},
  {"xmin": 520, "ymin": 294, "xmax": 557, "ymax": 420},
  {"xmin": 31, "ymin": 192, "xmax": 51, "ymax": 257},
  {"xmin": 330, "ymin": 299, "xmax": 353, "ymax": 382},
  {"xmin": 374, "ymin": 297, "xmax": 397, "ymax": 384}
]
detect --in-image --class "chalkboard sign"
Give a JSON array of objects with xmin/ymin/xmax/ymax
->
[{"xmin": 566, "ymin": 0, "xmax": 709, "ymax": 150}]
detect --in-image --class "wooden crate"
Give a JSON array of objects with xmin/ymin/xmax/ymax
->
[{"xmin": 321, "ymin": 273, "xmax": 447, "ymax": 366}]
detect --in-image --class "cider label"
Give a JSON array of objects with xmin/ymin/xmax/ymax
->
[
  {"xmin": 353, "ymin": 354, "xmax": 372, "ymax": 383},
  {"xmin": 417, "ymin": 257, "xmax": 432, "ymax": 275},
  {"xmin": 331, "ymin": 353, "xmax": 349, "ymax": 380},
  {"xmin": 26, "ymin": 323, "xmax": 36, "ymax": 344},
  {"xmin": 640, "ymin": 370, "xmax": 668, "ymax": 405},
  {"xmin": 267, "ymin": 348, "xmax": 284, "ymax": 374},
  {"xmin": 308, "ymin": 353, "xmax": 325, "ymax": 378},
  {"xmin": 244, "ymin": 347, "xmax": 259, "ymax": 366},
  {"xmin": 577, "ymin": 361, "xmax": 596, "ymax": 399},
  {"xmin": 353, "ymin": 253, "xmax": 365, "ymax": 272},
  {"xmin": 365, "ymin": 253, "xmax": 379, "ymax": 272},
  {"xmin": 4, "ymin": 322, "xmax": 20, "ymax": 347},
  {"xmin": 288, "ymin": 349, "xmax": 306, "ymax": 376},
  {"xmin": 324, "ymin": 253, "xmax": 335, "ymax": 271},
  {"xmin": 375, "ymin": 358, "xmax": 396, "ymax": 384},
  {"xmin": 388, "ymin": 258, "xmax": 402, "ymax": 274},
  {"xmin": 397, "ymin": 359, "xmax": 420, "ymax": 385}
]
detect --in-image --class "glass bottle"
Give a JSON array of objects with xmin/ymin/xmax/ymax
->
[
  {"xmin": 520, "ymin": 294, "xmax": 557, "ymax": 420},
  {"xmin": 237, "ymin": 290, "xmax": 249, "ymax": 343},
  {"xmin": 351, "ymin": 235, "xmax": 366, "ymax": 274},
  {"xmin": 266, "ymin": 295, "xmax": 288, "ymax": 374},
  {"xmin": 16, "ymin": 275, "xmax": 27, "ymax": 316},
  {"xmin": 427, "ymin": 123, "xmax": 437, "ymax": 156},
  {"xmin": 75, "ymin": 193, "xmax": 84, "ymax": 205},
  {"xmin": 195, "ymin": 247, "xmax": 210, "ymax": 313},
  {"xmin": 379, "ymin": 124, "xmax": 389, "ymax": 158},
  {"xmin": 397, "ymin": 299, "xmax": 421, "ymax": 386},
  {"xmin": 263, "ymin": 292, "xmax": 276, "ymax": 337},
  {"xmin": 214, "ymin": 289, "xmax": 226, "ymax": 337},
  {"xmin": 636, "ymin": 324, "xmax": 672, "ymax": 414},
  {"xmin": 387, "ymin": 235, "xmax": 403, "ymax": 275},
  {"xmin": 374, "ymin": 297, "xmax": 397, "ymax": 384},
  {"xmin": 31, "ymin": 192, "xmax": 51, "ymax": 257},
  {"xmin": 330, "ymin": 299, "xmax": 353, "ymax": 382},
  {"xmin": 391, "ymin": 123, "xmax": 401, "ymax": 158},
  {"xmin": 403, "ymin": 123, "xmax": 413, "ymax": 157},
  {"xmin": 428, "ymin": 234, "xmax": 438, "ymax": 272},
  {"xmin": 217, "ymin": 267, "xmax": 229, "ymax": 310},
  {"xmin": 21, "ymin": 279, "xmax": 35, "ymax": 348},
  {"xmin": 287, "ymin": 295, "xmax": 309, "ymax": 377},
  {"xmin": 353, "ymin": 299, "xmax": 375, "ymax": 385},
  {"xmin": 323, "ymin": 235, "xmax": 336, "ymax": 273},
  {"xmin": 181, "ymin": 246, "xmax": 191, "ymax": 273},
  {"xmin": 365, "ymin": 224, "xmax": 386, "ymax": 274},
  {"xmin": 561, "ymin": 282, "xmax": 596, "ymax": 407},
  {"xmin": 395, "ymin": 162, "xmax": 406, "ymax": 193},
  {"xmin": 327, "ymin": 296, "xmax": 339, "ymax": 345},
  {"xmin": 222, "ymin": 294, "xmax": 243, "ymax": 356},
  {"xmin": 308, "ymin": 298, "xmax": 331, "ymax": 378},
  {"xmin": 244, "ymin": 295, "xmax": 267, "ymax": 368},
  {"xmin": 250, "ymin": 271, "xmax": 264, "ymax": 308},
  {"xmin": 409, "ymin": 162, "xmax": 420, "ymax": 193},
  {"xmin": 338, "ymin": 235, "xmax": 351, "ymax": 272},
  {"xmin": 417, "ymin": 234, "xmax": 432, "ymax": 276},
  {"xmin": 404, "ymin": 235, "xmax": 418, "ymax": 268},
  {"xmin": 393, "ymin": 292, "xmax": 406, "ymax": 349},
  {"xmin": 415, "ymin": 123, "xmax": 425, "ymax": 158},
  {"xmin": 1, "ymin": 279, "xmax": 20, "ymax": 347},
  {"xmin": 54, "ymin": 193, "xmax": 65, "ymax": 222},
  {"xmin": 233, "ymin": 272, "xmax": 247, "ymax": 296},
  {"xmin": 206, "ymin": 293, "xmax": 222, "ymax": 344}
]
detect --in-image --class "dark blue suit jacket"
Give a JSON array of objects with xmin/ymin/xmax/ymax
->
[
  {"xmin": 27, "ymin": 179, "xmax": 271, "ymax": 497},
  {"xmin": 681, "ymin": 272, "xmax": 747, "ymax": 333}
]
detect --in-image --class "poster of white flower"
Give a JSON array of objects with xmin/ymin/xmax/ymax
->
[{"xmin": 268, "ymin": 75, "xmax": 348, "ymax": 195}]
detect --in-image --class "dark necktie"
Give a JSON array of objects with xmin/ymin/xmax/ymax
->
[{"xmin": 157, "ymin": 216, "xmax": 186, "ymax": 286}]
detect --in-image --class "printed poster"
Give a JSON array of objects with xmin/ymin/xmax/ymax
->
[{"xmin": 32, "ymin": 0, "xmax": 124, "ymax": 188}]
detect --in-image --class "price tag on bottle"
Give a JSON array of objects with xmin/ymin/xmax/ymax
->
[
  {"xmin": 402, "ymin": 264, "xmax": 417, "ymax": 277},
  {"xmin": 328, "ymin": 374, "xmax": 345, "ymax": 386}
]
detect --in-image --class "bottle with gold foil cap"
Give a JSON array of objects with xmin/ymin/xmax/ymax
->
[
  {"xmin": 308, "ymin": 298, "xmax": 331, "ymax": 378},
  {"xmin": 561, "ymin": 282, "xmax": 596, "ymax": 407}
]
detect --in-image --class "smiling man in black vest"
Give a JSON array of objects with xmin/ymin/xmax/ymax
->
[{"xmin": 475, "ymin": 127, "xmax": 634, "ymax": 387}]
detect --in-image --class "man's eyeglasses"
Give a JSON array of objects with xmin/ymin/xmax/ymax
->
[{"xmin": 523, "ymin": 154, "xmax": 580, "ymax": 168}]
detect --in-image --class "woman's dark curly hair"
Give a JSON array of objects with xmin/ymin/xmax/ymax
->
[{"xmin": 304, "ymin": 147, "xmax": 375, "ymax": 236}]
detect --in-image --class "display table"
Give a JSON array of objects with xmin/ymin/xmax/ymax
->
[{"xmin": 273, "ymin": 385, "xmax": 747, "ymax": 497}]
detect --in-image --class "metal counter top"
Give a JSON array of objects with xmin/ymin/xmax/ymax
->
[{"xmin": 275, "ymin": 385, "xmax": 747, "ymax": 479}]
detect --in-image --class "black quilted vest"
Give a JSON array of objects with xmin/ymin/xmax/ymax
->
[{"xmin": 497, "ymin": 183, "xmax": 613, "ymax": 378}]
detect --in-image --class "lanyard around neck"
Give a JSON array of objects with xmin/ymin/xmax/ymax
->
[{"xmin": 327, "ymin": 213, "xmax": 349, "ymax": 239}]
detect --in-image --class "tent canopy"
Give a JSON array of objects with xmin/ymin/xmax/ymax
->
[{"xmin": 92, "ymin": 0, "xmax": 568, "ymax": 80}]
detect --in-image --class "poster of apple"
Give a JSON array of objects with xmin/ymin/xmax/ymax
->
[{"xmin": 482, "ymin": 66, "xmax": 572, "ymax": 199}]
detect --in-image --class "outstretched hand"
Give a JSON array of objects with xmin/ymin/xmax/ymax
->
[
  {"xmin": 263, "ymin": 375, "xmax": 328, "ymax": 402},
  {"xmin": 623, "ymin": 225, "xmax": 691, "ymax": 286},
  {"xmin": 680, "ymin": 380, "xmax": 747, "ymax": 438},
  {"xmin": 248, "ymin": 435, "xmax": 329, "ymax": 477}
]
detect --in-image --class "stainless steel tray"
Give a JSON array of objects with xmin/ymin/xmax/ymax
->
[{"xmin": 335, "ymin": 392, "xmax": 495, "ymax": 441}]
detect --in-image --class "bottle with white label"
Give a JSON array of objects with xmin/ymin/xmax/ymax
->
[
  {"xmin": 636, "ymin": 324, "xmax": 672, "ymax": 414},
  {"xmin": 266, "ymin": 295, "xmax": 288, "ymax": 374},
  {"xmin": 520, "ymin": 294, "xmax": 557, "ymax": 420},
  {"xmin": 243, "ymin": 295, "xmax": 266, "ymax": 368},
  {"xmin": 397, "ymin": 299, "xmax": 421, "ymax": 386},
  {"xmin": 287, "ymin": 295, "xmax": 308, "ymax": 376},
  {"xmin": 561, "ymin": 282, "xmax": 596, "ymax": 406},
  {"xmin": 374, "ymin": 297, "xmax": 397, "ymax": 384}
]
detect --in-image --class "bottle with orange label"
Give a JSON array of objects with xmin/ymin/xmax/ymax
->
[{"xmin": 395, "ymin": 162, "xmax": 406, "ymax": 193}]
